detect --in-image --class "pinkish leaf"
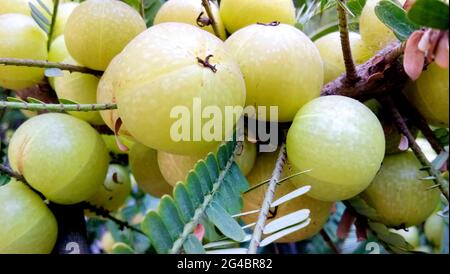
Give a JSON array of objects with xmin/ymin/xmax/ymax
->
[
  {"xmin": 337, "ymin": 208, "xmax": 356, "ymax": 240},
  {"xmin": 193, "ymin": 223, "xmax": 205, "ymax": 241},
  {"xmin": 403, "ymin": 0, "xmax": 416, "ymax": 10},
  {"xmin": 404, "ymin": 31, "xmax": 426, "ymax": 81},
  {"xmin": 435, "ymin": 32, "xmax": 449, "ymax": 69},
  {"xmin": 398, "ymin": 134, "xmax": 409, "ymax": 151},
  {"xmin": 114, "ymin": 118, "xmax": 129, "ymax": 152}
]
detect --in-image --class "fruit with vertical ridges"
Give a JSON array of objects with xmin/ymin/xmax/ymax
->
[
  {"xmin": 404, "ymin": 63, "xmax": 449, "ymax": 127},
  {"xmin": 361, "ymin": 152, "xmax": 441, "ymax": 227},
  {"xmin": 0, "ymin": 13, "xmax": 47, "ymax": 90},
  {"xmin": 129, "ymin": 142, "xmax": 173, "ymax": 197},
  {"xmin": 287, "ymin": 95, "xmax": 385, "ymax": 202},
  {"xmin": 219, "ymin": 0, "xmax": 296, "ymax": 34},
  {"xmin": 225, "ymin": 23, "xmax": 323, "ymax": 122},
  {"xmin": 7, "ymin": 113, "xmax": 110, "ymax": 204},
  {"xmin": 154, "ymin": 0, "xmax": 227, "ymax": 40},
  {"xmin": 111, "ymin": 23, "xmax": 246, "ymax": 155},
  {"xmin": 64, "ymin": 0, "xmax": 146, "ymax": 70},
  {"xmin": 242, "ymin": 151, "xmax": 333, "ymax": 243},
  {"xmin": 0, "ymin": 180, "xmax": 58, "ymax": 254},
  {"xmin": 86, "ymin": 164, "xmax": 131, "ymax": 213}
]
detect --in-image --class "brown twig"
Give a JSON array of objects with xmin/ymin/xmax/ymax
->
[
  {"xmin": 381, "ymin": 96, "xmax": 449, "ymax": 200},
  {"xmin": 0, "ymin": 163, "xmax": 25, "ymax": 182},
  {"xmin": 321, "ymin": 42, "xmax": 408, "ymax": 100},
  {"xmin": 336, "ymin": 0, "xmax": 358, "ymax": 83}
]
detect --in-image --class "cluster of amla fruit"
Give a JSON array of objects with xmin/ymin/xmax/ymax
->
[{"xmin": 0, "ymin": 0, "xmax": 447, "ymax": 253}]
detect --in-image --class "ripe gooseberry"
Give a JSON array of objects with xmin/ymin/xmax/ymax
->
[
  {"xmin": 52, "ymin": 2, "xmax": 79, "ymax": 39},
  {"xmin": 129, "ymin": 142, "xmax": 173, "ymax": 197},
  {"xmin": 242, "ymin": 151, "xmax": 333, "ymax": 242},
  {"xmin": 404, "ymin": 63, "xmax": 449, "ymax": 127},
  {"xmin": 286, "ymin": 95, "xmax": 385, "ymax": 202},
  {"xmin": 0, "ymin": 13, "xmax": 47, "ymax": 90},
  {"xmin": 8, "ymin": 113, "xmax": 110, "ymax": 204},
  {"xmin": 424, "ymin": 213, "xmax": 445, "ymax": 248},
  {"xmin": 219, "ymin": 0, "xmax": 296, "ymax": 34},
  {"xmin": 154, "ymin": 0, "xmax": 226, "ymax": 40},
  {"xmin": 111, "ymin": 23, "xmax": 246, "ymax": 155},
  {"xmin": 64, "ymin": 0, "xmax": 146, "ymax": 70},
  {"xmin": 0, "ymin": 180, "xmax": 58, "ymax": 254},
  {"xmin": 86, "ymin": 164, "xmax": 131, "ymax": 214},
  {"xmin": 0, "ymin": 0, "xmax": 53, "ymax": 16},
  {"xmin": 225, "ymin": 23, "xmax": 323, "ymax": 122},
  {"xmin": 361, "ymin": 151, "xmax": 441, "ymax": 227}
]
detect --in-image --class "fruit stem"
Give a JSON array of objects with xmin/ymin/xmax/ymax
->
[
  {"xmin": 0, "ymin": 58, "xmax": 103, "ymax": 76},
  {"xmin": 47, "ymin": 0, "xmax": 60, "ymax": 50},
  {"xmin": 0, "ymin": 101, "xmax": 117, "ymax": 112},
  {"xmin": 200, "ymin": 0, "xmax": 221, "ymax": 38},
  {"xmin": 381, "ymin": 96, "xmax": 449, "ymax": 201},
  {"xmin": 0, "ymin": 164, "xmax": 25, "ymax": 182},
  {"xmin": 247, "ymin": 142, "xmax": 287, "ymax": 254},
  {"xmin": 336, "ymin": 0, "xmax": 359, "ymax": 84}
]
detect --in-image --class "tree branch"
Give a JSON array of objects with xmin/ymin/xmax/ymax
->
[
  {"xmin": 0, "ymin": 101, "xmax": 117, "ymax": 112},
  {"xmin": 81, "ymin": 202, "xmax": 146, "ymax": 236},
  {"xmin": 336, "ymin": 0, "xmax": 358, "ymax": 83},
  {"xmin": 200, "ymin": 0, "xmax": 221, "ymax": 38},
  {"xmin": 0, "ymin": 163, "xmax": 25, "ymax": 181},
  {"xmin": 321, "ymin": 42, "xmax": 407, "ymax": 100},
  {"xmin": 0, "ymin": 58, "xmax": 103, "ymax": 76},
  {"xmin": 320, "ymin": 228, "xmax": 340, "ymax": 254},
  {"xmin": 381, "ymin": 96, "xmax": 449, "ymax": 200},
  {"xmin": 247, "ymin": 142, "xmax": 287, "ymax": 254}
]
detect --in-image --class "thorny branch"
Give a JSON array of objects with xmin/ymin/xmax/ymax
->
[{"xmin": 0, "ymin": 58, "xmax": 103, "ymax": 76}]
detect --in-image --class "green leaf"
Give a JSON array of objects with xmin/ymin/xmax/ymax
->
[
  {"xmin": 195, "ymin": 161, "xmax": 214, "ymax": 192},
  {"xmin": 158, "ymin": 196, "xmax": 184, "ymax": 240},
  {"xmin": 375, "ymin": 0, "xmax": 420, "ymax": 41},
  {"xmin": 173, "ymin": 184, "xmax": 195, "ymax": 223},
  {"xmin": 228, "ymin": 162, "xmax": 249, "ymax": 193},
  {"xmin": 183, "ymin": 235, "xmax": 206, "ymax": 254},
  {"xmin": 141, "ymin": 211, "xmax": 173, "ymax": 254},
  {"xmin": 205, "ymin": 154, "xmax": 219, "ymax": 182},
  {"xmin": 217, "ymin": 144, "xmax": 229, "ymax": 169},
  {"xmin": 205, "ymin": 201, "xmax": 245, "ymax": 242},
  {"xmin": 58, "ymin": 98, "xmax": 79, "ymax": 105},
  {"xmin": 6, "ymin": 97, "xmax": 25, "ymax": 103},
  {"xmin": 143, "ymin": 0, "xmax": 163, "ymax": 27},
  {"xmin": 186, "ymin": 172, "xmax": 207, "ymax": 204},
  {"xmin": 111, "ymin": 243, "xmax": 134, "ymax": 254},
  {"xmin": 29, "ymin": 3, "xmax": 50, "ymax": 33},
  {"xmin": 35, "ymin": 0, "xmax": 52, "ymax": 15},
  {"xmin": 407, "ymin": 0, "xmax": 449, "ymax": 30},
  {"xmin": 26, "ymin": 97, "xmax": 45, "ymax": 104},
  {"xmin": 347, "ymin": 0, "xmax": 367, "ymax": 17},
  {"xmin": 433, "ymin": 128, "xmax": 449, "ymax": 147},
  {"xmin": 214, "ymin": 180, "xmax": 240, "ymax": 215}
]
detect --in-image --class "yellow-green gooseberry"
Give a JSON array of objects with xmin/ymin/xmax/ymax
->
[{"xmin": 0, "ymin": 0, "xmax": 53, "ymax": 16}]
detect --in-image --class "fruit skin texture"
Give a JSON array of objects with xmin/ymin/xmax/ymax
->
[
  {"xmin": 242, "ymin": 151, "xmax": 332, "ymax": 243},
  {"xmin": 360, "ymin": 0, "xmax": 402, "ymax": 53},
  {"xmin": 389, "ymin": 226, "xmax": 420, "ymax": 248},
  {"xmin": 0, "ymin": 0, "xmax": 53, "ymax": 16},
  {"xmin": 113, "ymin": 23, "xmax": 246, "ymax": 155},
  {"xmin": 53, "ymin": 2, "xmax": 79, "ymax": 38},
  {"xmin": 404, "ymin": 63, "xmax": 449, "ymax": 127},
  {"xmin": 0, "ymin": 180, "xmax": 58, "ymax": 254},
  {"xmin": 87, "ymin": 164, "xmax": 131, "ymax": 213},
  {"xmin": 8, "ymin": 113, "xmax": 110, "ymax": 204},
  {"xmin": 157, "ymin": 139, "xmax": 257, "ymax": 186},
  {"xmin": 424, "ymin": 213, "xmax": 445, "ymax": 248},
  {"xmin": 154, "ymin": 0, "xmax": 226, "ymax": 40},
  {"xmin": 129, "ymin": 142, "xmax": 173, "ymax": 197},
  {"xmin": 219, "ymin": 0, "xmax": 296, "ymax": 34},
  {"xmin": 287, "ymin": 95, "xmax": 385, "ymax": 202},
  {"xmin": 361, "ymin": 152, "xmax": 441, "ymax": 227},
  {"xmin": 225, "ymin": 24, "xmax": 323, "ymax": 122},
  {"xmin": 0, "ymin": 13, "xmax": 47, "ymax": 90},
  {"xmin": 64, "ymin": 0, "xmax": 146, "ymax": 71},
  {"xmin": 54, "ymin": 57, "xmax": 104, "ymax": 125},
  {"xmin": 315, "ymin": 32, "xmax": 372, "ymax": 83}
]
